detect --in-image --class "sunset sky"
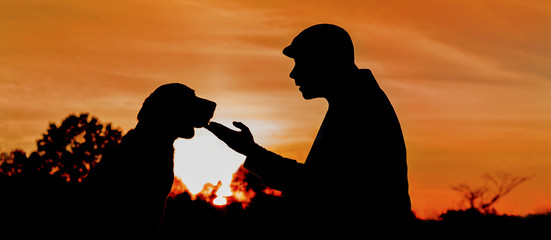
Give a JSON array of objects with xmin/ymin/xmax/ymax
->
[{"xmin": 1, "ymin": 0, "xmax": 550, "ymax": 219}]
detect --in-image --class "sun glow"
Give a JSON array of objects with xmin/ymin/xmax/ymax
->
[
  {"xmin": 173, "ymin": 128, "xmax": 245, "ymax": 194},
  {"xmin": 212, "ymin": 183, "xmax": 232, "ymax": 206},
  {"xmin": 172, "ymin": 127, "xmax": 246, "ymax": 206}
]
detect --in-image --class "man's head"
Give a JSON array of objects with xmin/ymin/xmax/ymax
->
[
  {"xmin": 284, "ymin": 24, "xmax": 357, "ymax": 100},
  {"xmin": 137, "ymin": 83, "xmax": 216, "ymax": 139}
]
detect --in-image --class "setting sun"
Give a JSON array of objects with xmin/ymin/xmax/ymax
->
[{"xmin": 212, "ymin": 197, "xmax": 227, "ymax": 206}]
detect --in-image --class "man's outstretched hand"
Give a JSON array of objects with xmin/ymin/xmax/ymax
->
[{"xmin": 206, "ymin": 121, "xmax": 259, "ymax": 156}]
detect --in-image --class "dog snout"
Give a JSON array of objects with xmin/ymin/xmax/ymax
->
[
  {"xmin": 198, "ymin": 97, "xmax": 216, "ymax": 114},
  {"xmin": 192, "ymin": 97, "xmax": 216, "ymax": 127}
]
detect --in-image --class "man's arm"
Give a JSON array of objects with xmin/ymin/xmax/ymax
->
[
  {"xmin": 243, "ymin": 145, "xmax": 304, "ymax": 192},
  {"xmin": 206, "ymin": 121, "xmax": 303, "ymax": 192}
]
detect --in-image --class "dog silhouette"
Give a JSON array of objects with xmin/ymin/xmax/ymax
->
[{"xmin": 85, "ymin": 83, "xmax": 216, "ymax": 234}]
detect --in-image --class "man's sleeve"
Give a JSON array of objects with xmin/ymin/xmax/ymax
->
[{"xmin": 243, "ymin": 146, "xmax": 304, "ymax": 192}]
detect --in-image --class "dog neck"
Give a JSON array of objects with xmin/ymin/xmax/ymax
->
[{"xmin": 135, "ymin": 122, "xmax": 178, "ymax": 142}]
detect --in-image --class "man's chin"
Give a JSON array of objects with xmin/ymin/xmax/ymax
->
[
  {"xmin": 301, "ymin": 92, "xmax": 320, "ymax": 100},
  {"xmin": 299, "ymin": 88, "xmax": 323, "ymax": 100}
]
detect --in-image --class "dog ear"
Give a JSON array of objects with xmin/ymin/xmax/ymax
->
[{"xmin": 137, "ymin": 94, "xmax": 158, "ymax": 124}]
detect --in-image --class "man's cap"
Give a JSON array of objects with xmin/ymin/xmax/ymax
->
[{"xmin": 283, "ymin": 24, "xmax": 355, "ymax": 62}]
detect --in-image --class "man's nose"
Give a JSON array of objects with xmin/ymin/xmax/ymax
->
[{"xmin": 289, "ymin": 66, "xmax": 297, "ymax": 79}]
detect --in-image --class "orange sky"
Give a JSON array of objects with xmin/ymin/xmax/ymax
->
[{"xmin": 1, "ymin": 0, "xmax": 551, "ymax": 219}]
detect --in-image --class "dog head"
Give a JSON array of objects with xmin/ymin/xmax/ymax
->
[{"xmin": 137, "ymin": 83, "xmax": 216, "ymax": 139}]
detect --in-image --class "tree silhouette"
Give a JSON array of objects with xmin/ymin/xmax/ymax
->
[
  {"xmin": 0, "ymin": 149, "xmax": 27, "ymax": 177},
  {"xmin": 34, "ymin": 113, "xmax": 122, "ymax": 183},
  {"xmin": 452, "ymin": 172, "xmax": 531, "ymax": 214},
  {"xmin": 452, "ymin": 184, "xmax": 488, "ymax": 211},
  {"xmin": 0, "ymin": 113, "xmax": 123, "ymax": 233}
]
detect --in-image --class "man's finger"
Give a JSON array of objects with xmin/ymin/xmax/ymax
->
[
  {"xmin": 205, "ymin": 121, "xmax": 220, "ymax": 131},
  {"xmin": 206, "ymin": 121, "xmax": 232, "ymax": 136},
  {"xmin": 232, "ymin": 121, "xmax": 250, "ymax": 133}
]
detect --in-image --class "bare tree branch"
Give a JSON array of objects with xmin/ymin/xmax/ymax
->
[{"xmin": 452, "ymin": 172, "xmax": 532, "ymax": 214}]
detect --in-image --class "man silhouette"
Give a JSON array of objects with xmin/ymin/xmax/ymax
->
[{"xmin": 207, "ymin": 24, "xmax": 412, "ymax": 229}]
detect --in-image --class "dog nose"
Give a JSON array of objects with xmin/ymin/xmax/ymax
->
[{"xmin": 207, "ymin": 99, "xmax": 216, "ymax": 110}]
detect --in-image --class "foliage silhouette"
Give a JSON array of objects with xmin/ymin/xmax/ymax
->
[
  {"xmin": 35, "ymin": 113, "xmax": 122, "ymax": 183},
  {"xmin": 0, "ymin": 113, "xmax": 122, "ymax": 182},
  {"xmin": 0, "ymin": 112, "xmax": 550, "ymax": 235},
  {"xmin": 0, "ymin": 149, "xmax": 27, "ymax": 176},
  {"xmin": 0, "ymin": 113, "xmax": 122, "ymax": 234}
]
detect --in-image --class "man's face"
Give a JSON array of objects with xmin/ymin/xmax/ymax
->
[{"xmin": 289, "ymin": 57, "xmax": 333, "ymax": 100}]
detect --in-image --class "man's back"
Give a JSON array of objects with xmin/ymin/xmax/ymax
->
[{"xmin": 290, "ymin": 69, "xmax": 411, "ymax": 225}]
